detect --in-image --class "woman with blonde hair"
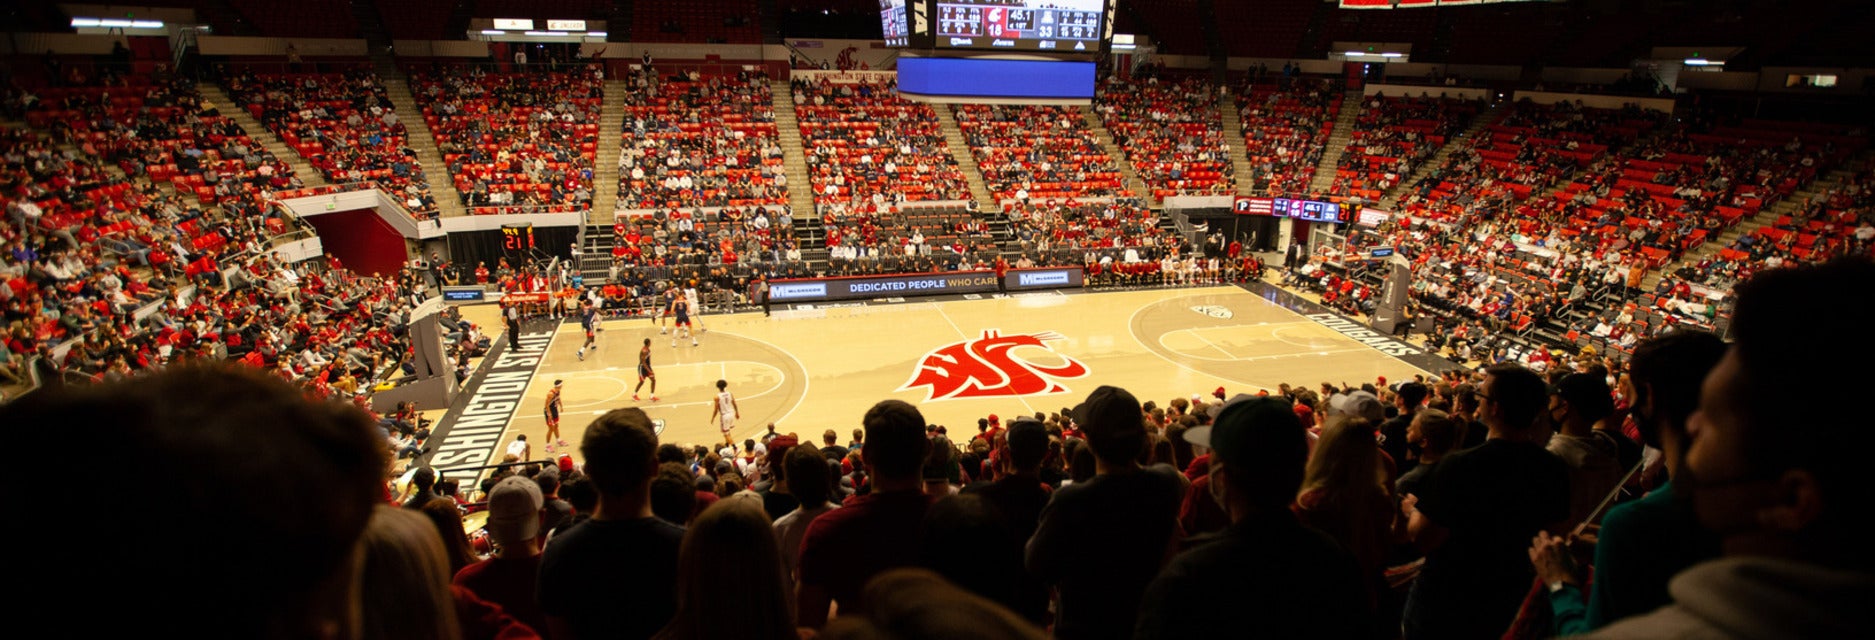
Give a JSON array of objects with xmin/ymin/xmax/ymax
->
[
  {"xmin": 360, "ymin": 506, "xmax": 464, "ymax": 640},
  {"xmin": 1293, "ymin": 418, "xmax": 1397, "ymax": 614},
  {"xmin": 652, "ymin": 495, "xmax": 797, "ymax": 640}
]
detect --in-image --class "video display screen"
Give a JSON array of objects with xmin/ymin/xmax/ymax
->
[
  {"xmin": 933, "ymin": 0, "xmax": 1107, "ymax": 51},
  {"xmin": 898, "ymin": 57, "xmax": 1096, "ymax": 100},
  {"xmin": 880, "ymin": 0, "xmax": 910, "ymax": 47}
]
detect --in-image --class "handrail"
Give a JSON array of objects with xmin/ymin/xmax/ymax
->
[
  {"xmin": 465, "ymin": 203, "xmax": 589, "ymax": 216},
  {"xmin": 271, "ymin": 180, "xmax": 441, "ymax": 220}
]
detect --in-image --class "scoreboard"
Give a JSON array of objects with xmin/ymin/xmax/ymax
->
[
  {"xmin": 1275, "ymin": 198, "xmax": 1347, "ymax": 223},
  {"xmin": 880, "ymin": 0, "xmax": 910, "ymax": 47},
  {"xmin": 1232, "ymin": 196, "xmax": 1348, "ymax": 223},
  {"xmin": 927, "ymin": 0, "xmax": 1109, "ymax": 51}
]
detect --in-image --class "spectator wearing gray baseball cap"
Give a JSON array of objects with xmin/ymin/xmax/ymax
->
[
  {"xmin": 453, "ymin": 475, "xmax": 548, "ymax": 635},
  {"xmin": 1135, "ymin": 396, "xmax": 1371, "ymax": 640}
]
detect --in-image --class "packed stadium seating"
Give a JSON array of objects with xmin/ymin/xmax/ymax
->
[
  {"xmin": 1236, "ymin": 77, "xmax": 1340, "ymax": 196},
  {"xmin": 1400, "ymin": 100, "xmax": 1661, "ymax": 216},
  {"xmin": 411, "ymin": 68, "xmax": 601, "ymax": 213},
  {"xmin": 1095, "ymin": 76, "xmax": 1234, "ymax": 199},
  {"xmin": 225, "ymin": 70, "xmax": 437, "ymax": 212},
  {"xmin": 792, "ymin": 78, "xmax": 969, "ymax": 211},
  {"xmin": 952, "ymin": 104, "xmax": 1124, "ymax": 204},
  {"xmin": 617, "ymin": 68, "xmax": 787, "ymax": 212},
  {"xmin": 1332, "ymin": 93, "xmax": 1484, "ymax": 199}
]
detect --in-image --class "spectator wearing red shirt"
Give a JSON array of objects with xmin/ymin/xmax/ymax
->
[
  {"xmin": 796, "ymin": 399, "xmax": 936, "ymax": 628},
  {"xmin": 453, "ymin": 475, "xmax": 549, "ymax": 636}
]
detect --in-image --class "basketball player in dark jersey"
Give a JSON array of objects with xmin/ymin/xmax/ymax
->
[
  {"xmin": 671, "ymin": 296, "xmax": 698, "ymax": 347},
  {"xmin": 543, "ymin": 379, "xmax": 565, "ymax": 451},
  {"xmin": 576, "ymin": 300, "xmax": 599, "ymax": 360},
  {"xmin": 633, "ymin": 338, "xmax": 658, "ymax": 402}
]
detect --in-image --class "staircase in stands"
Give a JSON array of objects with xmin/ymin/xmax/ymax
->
[
  {"xmin": 372, "ymin": 58, "xmax": 465, "ymax": 218},
  {"xmin": 196, "ymin": 83, "xmax": 328, "ymax": 190},
  {"xmin": 1081, "ymin": 103, "xmax": 1154, "ymax": 208},
  {"xmin": 1379, "ymin": 99, "xmax": 1507, "ymax": 208},
  {"xmin": 1307, "ymin": 89, "xmax": 1365, "ymax": 194},
  {"xmin": 579, "ymin": 79, "xmax": 630, "ymax": 285},
  {"xmin": 933, "ymin": 106, "xmax": 999, "ymax": 213},
  {"xmin": 592, "ymin": 79, "xmax": 627, "ymax": 218},
  {"xmin": 1218, "ymin": 92, "xmax": 1256, "ymax": 195},
  {"xmin": 769, "ymin": 79, "xmax": 827, "ymax": 265}
]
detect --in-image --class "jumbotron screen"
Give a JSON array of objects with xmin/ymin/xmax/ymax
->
[
  {"xmin": 880, "ymin": 0, "xmax": 910, "ymax": 47},
  {"xmin": 933, "ymin": 0, "xmax": 1108, "ymax": 51}
]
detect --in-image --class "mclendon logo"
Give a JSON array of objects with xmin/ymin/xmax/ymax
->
[{"xmin": 900, "ymin": 330, "xmax": 1090, "ymax": 401}]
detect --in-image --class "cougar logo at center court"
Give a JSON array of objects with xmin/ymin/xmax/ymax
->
[{"xmin": 900, "ymin": 330, "xmax": 1090, "ymax": 401}]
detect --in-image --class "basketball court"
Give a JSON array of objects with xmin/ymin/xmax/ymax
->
[{"xmin": 446, "ymin": 284, "xmax": 1441, "ymax": 466}]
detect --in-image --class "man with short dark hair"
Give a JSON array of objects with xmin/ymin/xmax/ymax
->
[
  {"xmin": 1381, "ymin": 381, "xmax": 1430, "ymax": 474},
  {"xmin": 1547, "ymin": 372, "xmax": 1624, "ymax": 528},
  {"xmin": 1585, "ymin": 263, "xmax": 1875, "ymax": 637},
  {"xmin": 1402, "ymin": 364, "xmax": 1571, "ymax": 640},
  {"xmin": 1395, "ymin": 408, "xmax": 1458, "ymax": 499},
  {"xmin": 538, "ymin": 408, "xmax": 683, "ymax": 640},
  {"xmin": 1532, "ymin": 330, "xmax": 1725, "ymax": 634},
  {"xmin": 796, "ymin": 400, "xmax": 935, "ymax": 628},
  {"xmin": 775, "ymin": 441, "xmax": 838, "ymax": 587},
  {"xmin": 962, "ymin": 416, "xmax": 1054, "ymax": 625},
  {"xmin": 1135, "ymin": 397, "xmax": 1370, "ymax": 640},
  {"xmin": 1029, "ymin": 386, "xmax": 1186, "ymax": 640},
  {"xmin": 820, "ymin": 428, "xmax": 849, "ymax": 463}
]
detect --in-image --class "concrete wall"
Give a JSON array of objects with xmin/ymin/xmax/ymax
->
[
  {"xmin": 1512, "ymin": 90, "xmax": 1676, "ymax": 113},
  {"xmin": 0, "ymin": 32, "xmax": 128, "ymax": 55},
  {"xmin": 1539, "ymin": 67, "xmax": 1631, "ymax": 85},
  {"xmin": 791, "ymin": 69, "xmax": 897, "ymax": 83},
  {"xmin": 440, "ymin": 212, "xmax": 585, "ymax": 232},
  {"xmin": 394, "ymin": 40, "xmax": 491, "ymax": 58},
  {"xmin": 1677, "ymin": 70, "xmax": 1760, "ymax": 92},
  {"xmin": 1364, "ymin": 84, "xmax": 1491, "ymax": 100},
  {"xmin": 197, "ymin": 36, "xmax": 366, "ymax": 57}
]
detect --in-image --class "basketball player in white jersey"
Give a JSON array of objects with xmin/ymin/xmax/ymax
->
[
  {"xmin": 683, "ymin": 281, "xmax": 706, "ymax": 333},
  {"xmin": 709, "ymin": 378, "xmax": 739, "ymax": 446}
]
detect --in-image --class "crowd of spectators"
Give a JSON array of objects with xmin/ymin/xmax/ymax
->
[
  {"xmin": 1236, "ymin": 77, "xmax": 1340, "ymax": 196},
  {"xmin": 24, "ymin": 74, "xmax": 306, "ymax": 204},
  {"xmin": 1094, "ymin": 76, "xmax": 1234, "ymax": 199},
  {"xmin": 225, "ymin": 69, "xmax": 437, "ymax": 212},
  {"xmin": 1399, "ymin": 100, "xmax": 1658, "ymax": 214},
  {"xmin": 1004, "ymin": 198, "xmax": 1184, "ymax": 267},
  {"xmin": 794, "ymin": 78, "xmax": 968, "ymax": 212},
  {"xmin": 953, "ymin": 104, "xmax": 1124, "ymax": 204},
  {"xmin": 1332, "ymin": 94, "xmax": 1483, "ymax": 200},
  {"xmin": 43, "ymin": 258, "xmax": 1875, "ymax": 639},
  {"xmin": 1684, "ymin": 161, "xmax": 1875, "ymax": 290},
  {"xmin": 3, "ymin": 68, "xmax": 491, "ymax": 437},
  {"xmin": 617, "ymin": 68, "xmax": 787, "ymax": 212},
  {"xmin": 413, "ymin": 67, "xmax": 601, "ymax": 212}
]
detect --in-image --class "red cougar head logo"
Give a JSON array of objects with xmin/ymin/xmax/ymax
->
[{"xmin": 900, "ymin": 330, "xmax": 1090, "ymax": 401}]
